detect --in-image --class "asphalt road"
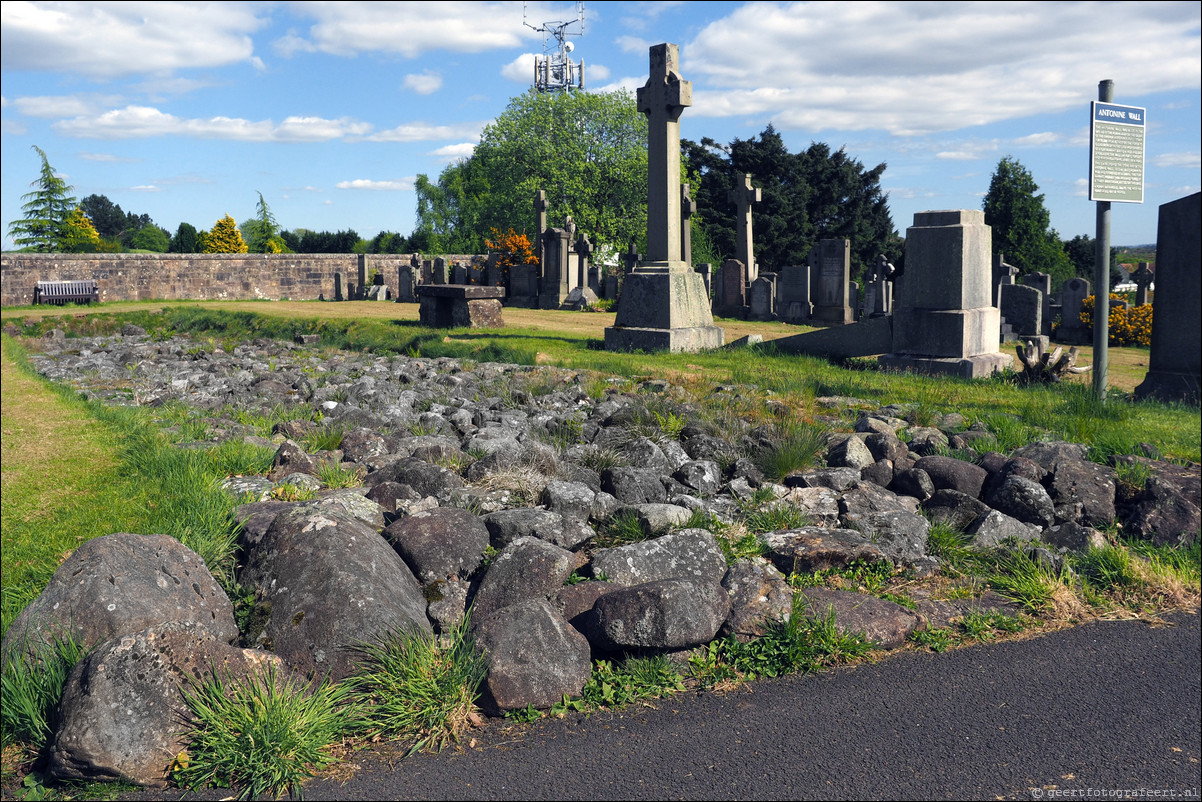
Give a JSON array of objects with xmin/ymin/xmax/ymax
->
[{"xmin": 127, "ymin": 611, "xmax": 1201, "ymax": 801}]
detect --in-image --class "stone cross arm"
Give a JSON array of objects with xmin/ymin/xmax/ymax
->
[
  {"xmin": 636, "ymin": 45, "xmax": 692, "ymax": 122},
  {"xmin": 728, "ymin": 174, "xmax": 761, "ymax": 207}
]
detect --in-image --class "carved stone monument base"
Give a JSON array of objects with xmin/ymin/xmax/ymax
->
[
  {"xmin": 604, "ymin": 262, "xmax": 723, "ymax": 353},
  {"xmin": 877, "ymin": 352, "xmax": 1012, "ymax": 380}
]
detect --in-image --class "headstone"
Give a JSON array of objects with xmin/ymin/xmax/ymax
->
[
  {"xmin": 777, "ymin": 265, "xmax": 811, "ymax": 324},
  {"xmin": 849, "ymin": 281, "xmax": 860, "ymax": 321},
  {"xmin": 433, "ymin": 257, "xmax": 448, "ymax": 285},
  {"xmin": 421, "ymin": 259, "xmax": 433, "ymax": 284},
  {"xmin": 366, "ymin": 284, "xmax": 390, "ymax": 301},
  {"xmin": 1132, "ymin": 262, "xmax": 1154, "ymax": 306},
  {"xmin": 1022, "ymin": 271, "xmax": 1053, "ymax": 336},
  {"xmin": 574, "ymin": 234, "xmax": 593, "ymax": 289},
  {"xmin": 716, "ymin": 258, "xmax": 747, "ymax": 317},
  {"xmin": 357, "ymin": 255, "xmax": 368, "ymax": 300},
  {"xmin": 508, "ymin": 264, "xmax": 540, "ymax": 308},
  {"xmin": 540, "ymin": 228, "xmax": 572, "ymax": 309},
  {"xmin": 534, "ymin": 190, "xmax": 549, "ymax": 275},
  {"xmin": 334, "ymin": 272, "xmax": 344, "ymax": 302},
  {"xmin": 604, "ymin": 273, "xmax": 619, "ymax": 300},
  {"xmin": 396, "ymin": 265, "xmax": 417, "ymax": 302},
  {"xmin": 809, "ymin": 239, "xmax": 854, "ymax": 326},
  {"xmin": 604, "ymin": 43, "xmax": 723, "ymax": 353},
  {"xmin": 999, "ymin": 283, "xmax": 1043, "ymax": 338},
  {"xmin": 748, "ymin": 274, "xmax": 776, "ymax": 321},
  {"xmin": 681, "ymin": 183, "xmax": 696, "ymax": 266},
  {"xmin": 469, "ymin": 259, "xmax": 486, "ymax": 286},
  {"xmin": 728, "ymin": 174, "xmax": 761, "ymax": 282},
  {"xmin": 865, "ymin": 255, "xmax": 895, "ymax": 318},
  {"xmin": 1136, "ymin": 192, "xmax": 1201, "ymax": 403},
  {"xmin": 588, "ymin": 265, "xmax": 601, "ymax": 295},
  {"xmin": 993, "ymin": 252, "xmax": 1019, "ymax": 295},
  {"xmin": 622, "ymin": 241, "xmax": 641, "ymax": 275},
  {"xmin": 1057, "ymin": 277, "xmax": 1091, "ymax": 344},
  {"xmin": 879, "ymin": 210, "xmax": 1010, "ymax": 379},
  {"xmin": 452, "ymin": 262, "xmax": 468, "ymax": 285},
  {"xmin": 485, "ymin": 254, "xmax": 504, "ymax": 287}
]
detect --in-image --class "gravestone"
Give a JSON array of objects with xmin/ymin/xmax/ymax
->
[
  {"xmin": 728, "ymin": 174, "xmax": 761, "ymax": 282},
  {"xmin": 451, "ymin": 262, "xmax": 468, "ymax": 285},
  {"xmin": 999, "ymin": 283, "xmax": 1045, "ymax": 346},
  {"xmin": 574, "ymin": 234, "xmax": 592, "ymax": 289},
  {"xmin": 1022, "ymin": 271, "xmax": 1053, "ymax": 336},
  {"xmin": 421, "ymin": 260, "xmax": 433, "ymax": 284},
  {"xmin": 357, "ymin": 255, "xmax": 368, "ymax": 300},
  {"xmin": 748, "ymin": 274, "xmax": 776, "ymax": 321},
  {"xmin": 622, "ymin": 241, "xmax": 640, "ymax": 275},
  {"xmin": 864, "ymin": 255, "xmax": 895, "ymax": 318},
  {"xmin": 1136, "ymin": 192, "xmax": 1201, "ymax": 403},
  {"xmin": 469, "ymin": 259, "xmax": 485, "ymax": 286},
  {"xmin": 1057, "ymin": 278, "xmax": 1091, "ymax": 344},
  {"xmin": 681, "ymin": 184, "xmax": 696, "ymax": 266},
  {"xmin": 777, "ymin": 264, "xmax": 811, "ymax": 324},
  {"xmin": 334, "ymin": 272, "xmax": 344, "ymax": 302},
  {"xmin": 485, "ymin": 254, "xmax": 504, "ymax": 287},
  {"xmin": 366, "ymin": 284, "xmax": 390, "ymax": 301},
  {"xmin": 604, "ymin": 43, "xmax": 723, "ymax": 353},
  {"xmin": 604, "ymin": 273, "xmax": 619, "ymax": 300},
  {"xmin": 540, "ymin": 228, "xmax": 572, "ymax": 309},
  {"xmin": 433, "ymin": 258, "xmax": 448, "ymax": 285},
  {"xmin": 809, "ymin": 239, "xmax": 854, "ymax": 326},
  {"xmin": 880, "ymin": 210, "xmax": 1010, "ymax": 378},
  {"xmin": 508, "ymin": 264, "xmax": 540, "ymax": 308},
  {"xmin": 396, "ymin": 265, "xmax": 417, "ymax": 303},
  {"xmin": 993, "ymin": 253, "xmax": 1019, "ymax": 299},
  {"xmin": 534, "ymin": 190, "xmax": 549, "ymax": 276},
  {"xmin": 715, "ymin": 258, "xmax": 747, "ymax": 317},
  {"xmin": 1132, "ymin": 262, "xmax": 1154, "ymax": 306},
  {"xmin": 588, "ymin": 265, "xmax": 601, "ymax": 295}
]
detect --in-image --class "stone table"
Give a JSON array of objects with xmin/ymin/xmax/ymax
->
[{"xmin": 417, "ymin": 285, "xmax": 505, "ymax": 329}]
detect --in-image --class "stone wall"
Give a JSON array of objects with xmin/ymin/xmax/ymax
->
[{"xmin": 0, "ymin": 253, "xmax": 478, "ymax": 307}]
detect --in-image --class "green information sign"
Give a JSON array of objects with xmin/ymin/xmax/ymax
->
[{"xmin": 1089, "ymin": 101, "xmax": 1145, "ymax": 203}]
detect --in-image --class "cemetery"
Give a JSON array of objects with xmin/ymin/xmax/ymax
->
[{"xmin": 1, "ymin": 40, "xmax": 1199, "ymax": 802}]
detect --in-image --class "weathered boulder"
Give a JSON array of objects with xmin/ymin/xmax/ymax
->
[
  {"xmin": 786, "ymin": 467, "xmax": 860, "ymax": 492},
  {"xmin": 674, "ymin": 460, "xmax": 723, "ymax": 496},
  {"xmin": 986, "ymin": 475, "xmax": 1056, "ymax": 528},
  {"xmin": 590, "ymin": 529, "xmax": 727, "ymax": 588},
  {"xmin": 914, "ymin": 456, "xmax": 987, "ymax": 499},
  {"xmin": 840, "ymin": 481, "xmax": 920, "ymax": 526},
  {"xmin": 905, "ymin": 427, "xmax": 950, "ymax": 456},
  {"xmin": 966, "ymin": 510, "xmax": 1043, "ymax": 547},
  {"xmin": 799, "ymin": 588, "xmax": 920, "ymax": 650},
  {"xmin": 860, "ymin": 459, "xmax": 895, "ymax": 489},
  {"xmin": 922, "ymin": 489, "xmax": 992, "ymax": 533},
  {"xmin": 1047, "ymin": 459, "xmax": 1116, "ymax": 527},
  {"xmin": 719, "ymin": 561, "xmax": 793, "ymax": 642},
  {"xmin": 339, "ymin": 427, "xmax": 390, "ymax": 463},
  {"xmin": 628, "ymin": 503, "xmax": 693, "ymax": 534},
  {"xmin": 827, "ymin": 435, "xmax": 874, "ymax": 470},
  {"xmin": 49, "ymin": 622, "xmax": 284, "ymax": 787},
  {"xmin": 365, "ymin": 457, "xmax": 463, "ymax": 497},
  {"xmin": 482, "ymin": 508, "xmax": 593, "ymax": 550},
  {"xmin": 601, "ymin": 467, "xmax": 668, "ymax": 504},
  {"xmin": 1042, "ymin": 522, "xmax": 1107, "ymax": 552},
  {"xmin": 475, "ymin": 599, "xmax": 592, "ymax": 714},
  {"xmin": 892, "ymin": 468, "xmax": 935, "ymax": 501},
  {"xmin": 851, "ymin": 510, "xmax": 931, "ymax": 565},
  {"xmin": 776, "ymin": 486, "xmax": 841, "ymax": 527},
  {"xmin": 585, "ymin": 578, "xmax": 730, "ymax": 651},
  {"xmin": 1122, "ymin": 464, "xmax": 1201, "ymax": 547},
  {"xmin": 238, "ymin": 506, "xmax": 431, "ymax": 680},
  {"xmin": 622, "ymin": 437, "xmax": 674, "ymax": 476},
  {"xmin": 540, "ymin": 480, "xmax": 598, "ymax": 521},
  {"xmin": 863, "ymin": 431, "xmax": 909, "ymax": 464},
  {"xmin": 2, "ymin": 533, "xmax": 235, "ymax": 662},
  {"xmin": 469, "ymin": 537, "xmax": 581, "ymax": 623},
  {"xmin": 760, "ymin": 527, "xmax": 887, "ymax": 574},
  {"xmin": 383, "ymin": 506, "xmax": 489, "ymax": 583},
  {"xmin": 268, "ymin": 439, "xmax": 316, "ymax": 481}
]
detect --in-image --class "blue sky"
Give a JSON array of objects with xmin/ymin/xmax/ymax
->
[{"xmin": 2, "ymin": 1, "xmax": 1199, "ymax": 252}]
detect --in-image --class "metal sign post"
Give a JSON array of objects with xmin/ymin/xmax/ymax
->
[{"xmin": 1088, "ymin": 80, "xmax": 1145, "ymax": 400}]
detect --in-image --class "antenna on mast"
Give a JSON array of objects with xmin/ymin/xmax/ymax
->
[{"xmin": 523, "ymin": 2, "xmax": 585, "ymax": 92}]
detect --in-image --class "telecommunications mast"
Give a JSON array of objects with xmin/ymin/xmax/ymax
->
[{"xmin": 524, "ymin": 1, "xmax": 585, "ymax": 92}]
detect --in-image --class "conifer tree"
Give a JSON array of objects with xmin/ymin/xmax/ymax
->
[
  {"xmin": 203, "ymin": 214, "xmax": 248, "ymax": 253},
  {"xmin": 8, "ymin": 146, "xmax": 77, "ymax": 252},
  {"xmin": 60, "ymin": 206, "xmax": 102, "ymax": 252}
]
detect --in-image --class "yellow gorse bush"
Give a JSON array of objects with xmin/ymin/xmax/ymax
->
[{"xmin": 1079, "ymin": 294, "xmax": 1153, "ymax": 347}]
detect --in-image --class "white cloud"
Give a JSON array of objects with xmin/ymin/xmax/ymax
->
[
  {"xmin": 12, "ymin": 94, "xmax": 121, "ymax": 118},
  {"xmin": 429, "ymin": 143, "xmax": 476, "ymax": 161},
  {"xmin": 403, "ymin": 70, "xmax": 443, "ymax": 95},
  {"xmin": 592, "ymin": 77, "xmax": 643, "ymax": 94},
  {"xmin": 51, "ymin": 106, "xmax": 372, "ymax": 142},
  {"xmin": 336, "ymin": 179, "xmax": 413, "ymax": 191},
  {"xmin": 586, "ymin": 63, "xmax": 611, "ymax": 82},
  {"xmin": 0, "ymin": 1, "xmax": 266, "ymax": 78},
  {"xmin": 615, "ymin": 35, "xmax": 651, "ymax": 54},
  {"xmin": 130, "ymin": 184, "xmax": 159, "ymax": 192},
  {"xmin": 1012, "ymin": 132, "xmax": 1061, "ymax": 147},
  {"xmin": 368, "ymin": 122, "xmax": 484, "ymax": 143},
  {"xmin": 1, "ymin": 119, "xmax": 29, "ymax": 135},
  {"xmin": 502, "ymin": 53, "xmax": 538, "ymax": 83},
  {"xmin": 1153, "ymin": 152, "xmax": 1202, "ymax": 169},
  {"xmin": 684, "ymin": 1, "xmax": 1202, "ymax": 136},
  {"xmin": 78, "ymin": 151, "xmax": 139, "ymax": 162},
  {"xmin": 936, "ymin": 151, "xmax": 984, "ymax": 161},
  {"xmin": 276, "ymin": 3, "xmax": 533, "ymax": 58}
]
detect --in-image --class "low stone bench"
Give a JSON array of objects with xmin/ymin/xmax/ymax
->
[{"xmin": 416, "ymin": 285, "xmax": 505, "ymax": 328}]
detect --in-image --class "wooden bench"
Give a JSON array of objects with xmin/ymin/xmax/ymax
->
[{"xmin": 33, "ymin": 280, "xmax": 100, "ymax": 306}]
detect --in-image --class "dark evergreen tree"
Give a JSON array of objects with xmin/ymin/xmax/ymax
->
[{"xmin": 983, "ymin": 156, "xmax": 1073, "ymax": 290}]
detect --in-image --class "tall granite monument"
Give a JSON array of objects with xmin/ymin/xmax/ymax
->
[
  {"xmin": 729, "ymin": 174, "xmax": 761, "ymax": 282},
  {"xmin": 605, "ymin": 43, "xmax": 723, "ymax": 353}
]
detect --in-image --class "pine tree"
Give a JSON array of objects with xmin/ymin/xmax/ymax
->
[
  {"xmin": 983, "ymin": 156, "xmax": 1073, "ymax": 289},
  {"xmin": 203, "ymin": 214, "xmax": 248, "ymax": 253},
  {"xmin": 8, "ymin": 146, "xmax": 77, "ymax": 252}
]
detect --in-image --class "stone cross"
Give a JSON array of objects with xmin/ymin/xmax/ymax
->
[
  {"xmin": 636, "ymin": 42, "xmax": 691, "ymax": 265},
  {"xmin": 1132, "ymin": 262, "xmax": 1154, "ymax": 306},
  {"xmin": 728, "ymin": 173, "xmax": 761, "ymax": 281},
  {"xmin": 681, "ymin": 183, "xmax": 696, "ymax": 266},
  {"xmin": 622, "ymin": 240, "xmax": 641, "ymax": 275}
]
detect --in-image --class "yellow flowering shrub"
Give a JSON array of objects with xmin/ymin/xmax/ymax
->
[{"xmin": 1079, "ymin": 294, "xmax": 1153, "ymax": 347}]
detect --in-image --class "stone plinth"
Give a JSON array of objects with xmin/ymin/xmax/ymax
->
[
  {"xmin": 880, "ymin": 210, "xmax": 1010, "ymax": 379},
  {"xmin": 604, "ymin": 263, "xmax": 723, "ymax": 353},
  {"xmin": 417, "ymin": 285, "xmax": 505, "ymax": 329}
]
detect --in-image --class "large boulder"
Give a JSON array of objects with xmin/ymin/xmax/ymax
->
[
  {"xmin": 914, "ymin": 456, "xmax": 987, "ymax": 499},
  {"xmin": 2, "ymin": 533, "xmax": 235, "ymax": 662},
  {"xmin": 1122, "ymin": 464, "xmax": 1201, "ymax": 547},
  {"xmin": 365, "ymin": 457, "xmax": 463, "ymax": 497},
  {"xmin": 1046, "ymin": 459, "xmax": 1116, "ymax": 527},
  {"xmin": 238, "ymin": 505, "xmax": 432, "ymax": 680},
  {"xmin": 469, "ymin": 537, "xmax": 581, "ymax": 624},
  {"xmin": 590, "ymin": 529, "xmax": 727, "ymax": 588},
  {"xmin": 49, "ymin": 622, "xmax": 284, "ymax": 787},
  {"xmin": 799, "ymin": 588, "xmax": 921, "ymax": 650},
  {"xmin": 760, "ymin": 527, "xmax": 887, "ymax": 575},
  {"xmin": 482, "ymin": 508, "xmax": 593, "ymax": 550},
  {"xmin": 985, "ymin": 475, "xmax": 1056, "ymax": 529},
  {"xmin": 383, "ymin": 506, "xmax": 489, "ymax": 583},
  {"xmin": 584, "ymin": 578, "xmax": 730, "ymax": 652},
  {"xmin": 850, "ymin": 510, "xmax": 931, "ymax": 566},
  {"xmin": 601, "ymin": 467, "xmax": 668, "ymax": 504},
  {"xmin": 719, "ymin": 561, "xmax": 793, "ymax": 642},
  {"xmin": 474, "ymin": 600, "xmax": 592, "ymax": 714}
]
